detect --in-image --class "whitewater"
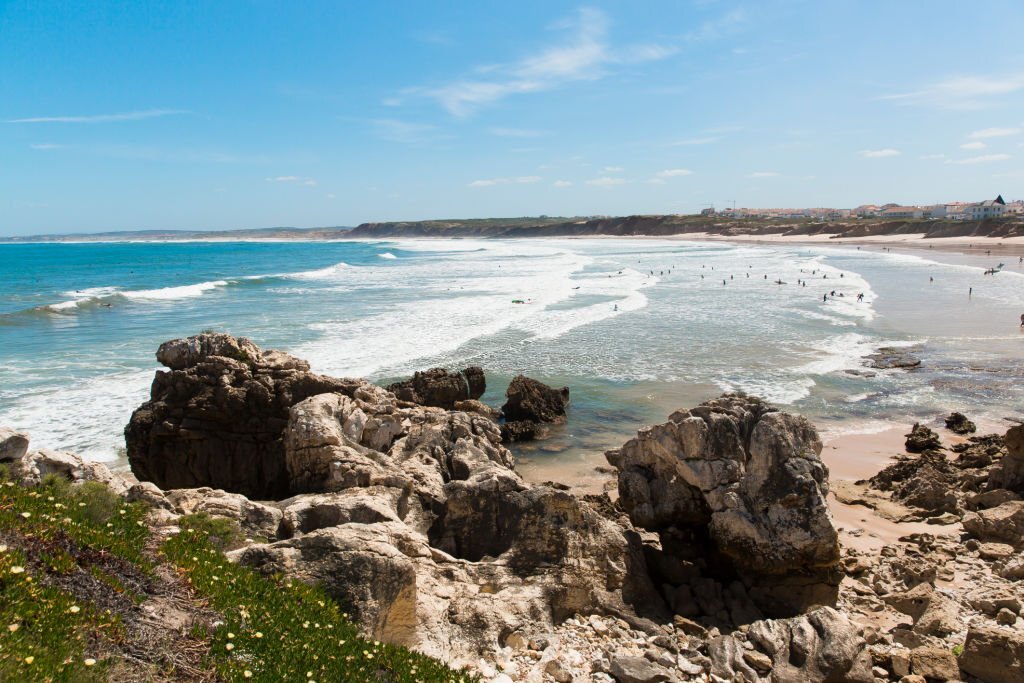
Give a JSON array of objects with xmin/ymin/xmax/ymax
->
[{"xmin": 1, "ymin": 238, "xmax": 1022, "ymax": 483}]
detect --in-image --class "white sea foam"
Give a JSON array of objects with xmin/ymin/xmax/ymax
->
[
  {"xmin": 286, "ymin": 261, "xmax": 351, "ymax": 281},
  {"xmin": 121, "ymin": 279, "xmax": 229, "ymax": 300},
  {"xmin": 378, "ymin": 252, "xmax": 397, "ymax": 259}
]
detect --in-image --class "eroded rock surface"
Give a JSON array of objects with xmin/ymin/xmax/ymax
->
[
  {"xmin": 607, "ymin": 394, "xmax": 841, "ymax": 617},
  {"xmin": 385, "ymin": 367, "xmax": 486, "ymax": 409},
  {"xmin": 500, "ymin": 375, "xmax": 570, "ymax": 443},
  {"xmin": 125, "ymin": 333, "xmax": 354, "ymax": 499}
]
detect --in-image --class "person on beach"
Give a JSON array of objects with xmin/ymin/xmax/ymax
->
[
  {"xmin": 1020, "ymin": 313, "xmax": 1024, "ymax": 327},
  {"xmin": 823, "ymin": 293, "xmax": 828, "ymax": 302},
  {"xmin": 857, "ymin": 293, "xmax": 864, "ymax": 302}
]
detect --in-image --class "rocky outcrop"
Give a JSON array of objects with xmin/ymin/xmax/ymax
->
[
  {"xmin": 959, "ymin": 625, "xmax": 1024, "ymax": 683},
  {"xmin": 607, "ymin": 394, "xmax": 841, "ymax": 618},
  {"xmin": 708, "ymin": 608, "xmax": 873, "ymax": 683},
  {"xmin": 500, "ymin": 375, "xmax": 571, "ymax": 443},
  {"xmin": 385, "ymin": 367, "xmax": 486, "ymax": 409},
  {"xmin": 0, "ymin": 427, "xmax": 30, "ymax": 464},
  {"xmin": 990, "ymin": 423, "xmax": 1024, "ymax": 493},
  {"xmin": 944, "ymin": 412, "xmax": 976, "ymax": 435},
  {"xmin": 905, "ymin": 423, "xmax": 942, "ymax": 453},
  {"xmin": 865, "ymin": 347, "xmax": 921, "ymax": 370},
  {"xmin": 963, "ymin": 500, "xmax": 1024, "ymax": 546},
  {"xmin": 868, "ymin": 451, "xmax": 960, "ymax": 518},
  {"xmin": 0, "ymin": 430, "xmax": 128, "ymax": 496},
  {"xmin": 125, "ymin": 333, "xmax": 355, "ymax": 499}
]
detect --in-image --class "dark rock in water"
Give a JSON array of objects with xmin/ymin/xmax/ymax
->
[
  {"xmin": 385, "ymin": 367, "xmax": 485, "ymax": 409},
  {"xmin": 126, "ymin": 333, "xmax": 354, "ymax": 499},
  {"xmin": 905, "ymin": 423, "xmax": 942, "ymax": 453},
  {"xmin": 606, "ymin": 394, "xmax": 841, "ymax": 617},
  {"xmin": 944, "ymin": 411, "xmax": 977, "ymax": 435},
  {"xmin": 865, "ymin": 347, "xmax": 921, "ymax": 370},
  {"xmin": 500, "ymin": 420, "xmax": 538, "ymax": 443},
  {"xmin": 501, "ymin": 375, "xmax": 570, "ymax": 424}
]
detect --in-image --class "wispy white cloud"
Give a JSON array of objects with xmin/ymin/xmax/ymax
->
[
  {"xmin": 748, "ymin": 171, "xmax": 779, "ymax": 178},
  {"xmin": 371, "ymin": 118, "xmax": 449, "ymax": 145},
  {"xmin": 412, "ymin": 8, "xmax": 674, "ymax": 116},
  {"xmin": 586, "ymin": 176, "xmax": 627, "ymax": 186},
  {"xmin": 266, "ymin": 176, "xmax": 318, "ymax": 186},
  {"xmin": 467, "ymin": 175, "xmax": 542, "ymax": 187},
  {"xmin": 684, "ymin": 9, "xmax": 748, "ymax": 42},
  {"xmin": 946, "ymin": 153, "xmax": 1011, "ymax": 165},
  {"xmin": 877, "ymin": 75, "xmax": 1024, "ymax": 110},
  {"xmin": 603, "ymin": 166, "xmax": 624, "ymax": 172},
  {"xmin": 7, "ymin": 109, "xmax": 188, "ymax": 123},
  {"xmin": 672, "ymin": 136, "xmax": 719, "ymax": 146},
  {"xmin": 488, "ymin": 127, "xmax": 545, "ymax": 138},
  {"xmin": 960, "ymin": 141, "xmax": 986, "ymax": 150},
  {"xmin": 552, "ymin": 180, "xmax": 573, "ymax": 187},
  {"xmin": 29, "ymin": 143, "xmax": 67, "ymax": 150},
  {"xmin": 860, "ymin": 148, "xmax": 900, "ymax": 158},
  {"xmin": 657, "ymin": 168, "xmax": 694, "ymax": 177},
  {"xmin": 969, "ymin": 127, "xmax": 1021, "ymax": 139}
]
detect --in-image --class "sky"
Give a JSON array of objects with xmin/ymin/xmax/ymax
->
[{"xmin": 2, "ymin": 1, "xmax": 1024, "ymax": 236}]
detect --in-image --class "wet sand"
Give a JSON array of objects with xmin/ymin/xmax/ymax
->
[{"xmin": 680, "ymin": 231, "xmax": 1024, "ymax": 259}]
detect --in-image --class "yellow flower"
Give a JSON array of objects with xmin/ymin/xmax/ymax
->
[
  {"xmin": 225, "ymin": 643, "xmax": 234, "ymax": 651},
  {"xmin": 243, "ymin": 671, "xmax": 252, "ymax": 679},
  {"xmin": 8, "ymin": 624, "xmax": 19, "ymax": 632},
  {"xmin": 20, "ymin": 512, "xmax": 31, "ymax": 518},
  {"xmin": 227, "ymin": 632, "xmax": 235, "ymax": 639},
  {"xmin": 24, "ymin": 656, "xmax": 34, "ymax": 664},
  {"xmin": 0, "ymin": 544, "xmax": 7, "ymax": 552},
  {"xmin": 69, "ymin": 605, "xmax": 81, "ymax": 614},
  {"xmin": 84, "ymin": 658, "xmax": 96, "ymax": 666},
  {"xmin": 10, "ymin": 566, "xmax": 25, "ymax": 574},
  {"xmin": 254, "ymin": 631, "xmax": 263, "ymax": 639}
]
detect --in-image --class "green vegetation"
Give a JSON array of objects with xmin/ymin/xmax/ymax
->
[
  {"xmin": 952, "ymin": 643, "xmax": 964, "ymax": 657},
  {"xmin": 0, "ymin": 471, "xmax": 474, "ymax": 682}
]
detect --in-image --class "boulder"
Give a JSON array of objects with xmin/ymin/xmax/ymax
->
[
  {"xmin": 501, "ymin": 375, "xmax": 570, "ymax": 424},
  {"xmin": 908, "ymin": 646, "xmax": 958, "ymax": 681},
  {"xmin": 125, "ymin": 333, "xmax": 355, "ymax": 499},
  {"xmin": 959, "ymin": 625, "xmax": 1024, "ymax": 683},
  {"xmin": 944, "ymin": 412, "xmax": 976, "ymax": 435},
  {"xmin": 607, "ymin": 394, "xmax": 840, "ymax": 616},
  {"xmin": 0, "ymin": 428, "xmax": 30, "ymax": 464},
  {"xmin": 990, "ymin": 424, "xmax": 1024, "ymax": 493},
  {"xmin": 709, "ymin": 607, "xmax": 873, "ymax": 683},
  {"xmin": 608, "ymin": 654, "xmax": 671, "ymax": 683},
  {"xmin": 385, "ymin": 367, "xmax": 486, "ymax": 409},
  {"xmin": 865, "ymin": 347, "xmax": 921, "ymax": 370},
  {"xmin": 905, "ymin": 423, "xmax": 942, "ymax": 453},
  {"xmin": 962, "ymin": 500, "xmax": 1024, "ymax": 546},
  {"xmin": 164, "ymin": 487, "xmax": 284, "ymax": 540},
  {"xmin": 452, "ymin": 400, "xmax": 501, "ymax": 421}
]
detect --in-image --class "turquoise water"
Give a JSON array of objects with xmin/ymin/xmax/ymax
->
[{"xmin": 2, "ymin": 238, "xmax": 1022, "ymax": 487}]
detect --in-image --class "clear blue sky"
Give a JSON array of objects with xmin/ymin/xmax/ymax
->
[{"xmin": 2, "ymin": 1, "xmax": 1023, "ymax": 235}]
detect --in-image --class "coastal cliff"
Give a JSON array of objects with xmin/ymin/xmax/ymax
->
[{"xmin": 3, "ymin": 333, "xmax": 1023, "ymax": 682}]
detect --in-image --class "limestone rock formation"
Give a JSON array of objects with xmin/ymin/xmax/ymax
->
[
  {"xmin": 959, "ymin": 625, "xmax": 1024, "ymax": 683},
  {"xmin": 944, "ymin": 411, "xmax": 976, "ymax": 435},
  {"xmin": 607, "ymin": 394, "xmax": 841, "ymax": 617},
  {"xmin": 385, "ymin": 367, "xmax": 486, "ymax": 409},
  {"xmin": 0, "ymin": 429, "xmax": 127, "ymax": 496},
  {"xmin": 990, "ymin": 423, "xmax": 1024, "ymax": 493},
  {"xmin": 0, "ymin": 427, "xmax": 30, "ymax": 464},
  {"xmin": 963, "ymin": 500, "xmax": 1024, "ymax": 546},
  {"xmin": 905, "ymin": 423, "xmax": 942, "ymax": 453},
  {"xmin": 500, "ymin": 374, "xmax": 570, "ymax": 443},
  {"xmin": 125, "ymin": 333, "xmax": 354, "ymax": 499},
  {"xmin": 708, "ymin": 608, "xmax": 874, "ymax": 683}
]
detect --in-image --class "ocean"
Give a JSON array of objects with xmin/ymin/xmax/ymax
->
[{"xmin": 2, "ymin": 237, "xmax": 1022, "ymax": 489}]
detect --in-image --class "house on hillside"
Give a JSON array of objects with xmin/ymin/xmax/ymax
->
[
  {"xmin": 879, "ymin": 206, "xmax": 923, "ymax": 219},
  {"xmin": 964, "ymin": 195, "xmax": 1006, "ymax": 220}
]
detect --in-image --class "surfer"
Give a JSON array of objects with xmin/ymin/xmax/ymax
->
[
  {"xmin": 857, "ymin": 293, "xmax": 864, "ymax": 302},
  {"xmin": 823, "ymin": 293, "xmax": 828, "ymax": 302}
]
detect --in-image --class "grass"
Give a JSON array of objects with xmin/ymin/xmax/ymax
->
[{"xmin": 0, "ymin": 471, "xmax": 475, "ymax": 682}]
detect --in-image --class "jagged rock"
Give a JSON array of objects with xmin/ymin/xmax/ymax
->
[
  {"xmin": 608, "ymin": 394, "xmax": 840, "ymax": 617},
  {"xmin": 882, "ymin": 582, "xmax": 958, "ymax": 636},
  {"xmin": 500, "ymin": 420, "xmax": 538, "ymax": 443},
  {"xmin": 959, "ymin": 625, "xmax": 1024, "ymax": 683},
  {"xmin": 608, "ymin": 654, "xmax": 671, "ymax": 683},
  {"xmin": 126, "ymin": 333, "xmax": 355, "ymax": 499},
  {"xmin": 452, "ymin": 400, "xmax": 501, "ymax": 421},
  {"xmin": 865, "ymin": 347, "xmax": 921, "ymax": 370},
  {"xmin": 386, "ymin": 367, "xmax": 485, "ymax": 409},
  {"xmin": 968, "ymin": 488, "xmax": 1020, "ymax": 510},
  {"xmin": 990, "ymin": 424, "xmax": 1024, "ymax": 493},
  {"xmin": 953, "ymin": 432, "xmax": 1005, "ymax": 469},
  {"xmin": 501, "ymin": 375, "xmax": 570, "ymax": 424},
  {"xmin": 15, "ymin": 446, "xmax": 129, "ymax": 496},
  {"xmin": 999, "ymin": 555, "xmax": 1024, "ymax": 581},
  {"xmin": 905, "ymin": 423, "xmax": 942, "ymax": 453},
  {"xmin": 229, "ymin": 371, "xmax": 661, "ymax": 664},
  {"xmin": 0, "ymin": 428, "xmax": 30, "ymax": 464},
  {"xmin": 709, "ymin": 608, "xmax": 873, "ymax": 683},
  {"xmin": 909, "ymin": 646, "xmax": 958, "ymax": 681},
  {"xmin": 944, "ymin": 412, "xmax": 976, "ymax": 435},
  {"xmin": 962, "ymin": 500, "xmax": 1024, "ymax": 546},
  {"xmin": 164, "ymin": 487, "xmax": 283, "ymax": 540}
]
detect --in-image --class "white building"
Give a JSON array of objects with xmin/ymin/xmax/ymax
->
[{"xmin": 964, "ymin": 195, "xmax": 1006, "ymax": 220}]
